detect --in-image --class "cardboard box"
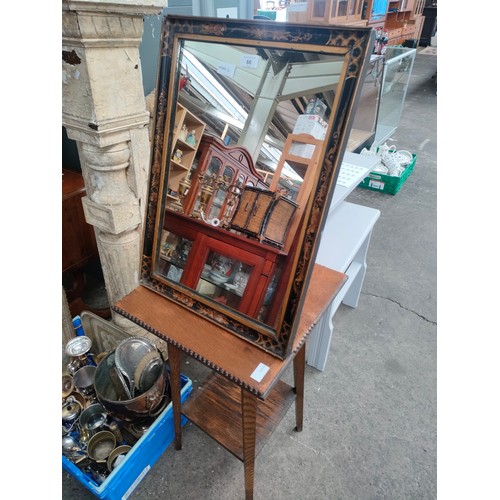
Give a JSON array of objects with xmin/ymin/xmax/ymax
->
[{"xmin": 292, "ymin": 114, "xmax": 328, "ymax": 140}]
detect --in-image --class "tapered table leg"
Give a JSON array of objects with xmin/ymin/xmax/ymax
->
[
  {"xmin": 241, "ymin": 388, "xmax": 257, "ymax": 500},
  {"xmin": 167, "ymin": 344, "xmax": 183, "ymax": 450},
  {"xmin": 293, "ymin": 343, "xmax": 305, "ymax": 432}
]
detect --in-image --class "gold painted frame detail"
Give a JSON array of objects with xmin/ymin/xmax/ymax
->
[{"xmin": 135, "ymin": 16, "xmax": 374, "ymax": 359}]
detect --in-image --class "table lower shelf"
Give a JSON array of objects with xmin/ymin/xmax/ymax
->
[{"xmin": 182, "ymin": 371, "xmax": 296, "ymax": 461}]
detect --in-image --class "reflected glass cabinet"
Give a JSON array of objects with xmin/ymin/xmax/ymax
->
[
  {"xmin": 158, "ymin": 211, "xmax": 285, "ymax": 324},
  {"xmin": 182, "ymin": 135, "xmax": 268, "ymax": 222}
]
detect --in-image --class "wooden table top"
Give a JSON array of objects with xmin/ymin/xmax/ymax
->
[{"xmin": 113, "ymin": 263, "xmax": 346, "ymax": 398}]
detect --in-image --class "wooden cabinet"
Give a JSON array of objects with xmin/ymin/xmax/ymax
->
[
  {"xmin": 158, "ymin": 211, "xmax": 286, "ymax": 323},
  {"xmin": 231, "ymin": 186, "xmax": 299, "ymax": 250},
  {"xmin": 183, "ymin": 135, "xmax": 268, "ymax": 221},
  {"xmin": 62, "ymin": 169, "xmax": 110, "ymax": 318},
  {"xmin": 306, "ymin": 0, "xmax": 365, "ymax": 26},
  {"xmin": 167, "ymin": 103, "xmax": 206, "ymax": 210},
  {"xmin": 62, "ymin": 169, "xmax": 98, "ymax": 274},
  {"xmin": 297, "ymin": 0, "xmax": 425, "ymax": 45},
  {"xmin": 384, "ymin": 0, "xmax": 425, "ymax": 45}
]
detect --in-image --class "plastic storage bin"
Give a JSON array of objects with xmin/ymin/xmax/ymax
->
[
  {"xmin": 63, "ymin": 373, "xmax": 192, "ymax": 499},
  {"xmin": 357, "ymin": 154, "xmax": 416, "ymax": 195}
]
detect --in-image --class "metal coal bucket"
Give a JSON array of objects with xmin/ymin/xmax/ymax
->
[{"xmin": 94, "ymin": 350, "xmax": 167, "ymax": 422}]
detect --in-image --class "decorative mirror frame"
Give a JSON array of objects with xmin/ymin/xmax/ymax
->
[{"xmin": 137, "ymin": 16, "xmax": 374, "ymax": 359}]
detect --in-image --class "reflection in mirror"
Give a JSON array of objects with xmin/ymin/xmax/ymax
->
[
  {"xmin": 143, "ymin": 17, "xmax": 374, "ymax": 358},
  {"xmin": 155, "ymin": 41, "xmax": 344, "ymax": 328}
]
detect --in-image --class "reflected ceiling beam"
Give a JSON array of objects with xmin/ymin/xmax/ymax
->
[
  {"xmin": 179, "ymin": 92, "xmax": 290, "ymax": 176},
  {"xmin": 179, "ymin": 94, "xmax": 244, "ymax": 130},
  {"xmin": 238, "ymin": 59, "xmax": 289, "ymax": 162},
  {"xmin": 186, "ymin": 41, "xmax": 265, "ymax": 96},
  {"xmin": 181, "ymin": 44, "xmax": 344, "ymax": 175},
  {"xmin": 238, "ymin": 59, "xmax": 342, "ymax": 162},
  {"xmin": 187, "ymin": 42, "xmax": 343, "ymax": 104},
  {"xmin": 279, "ymin": 60, "xmax": 343, "ymax": 99},
  {"xmin": 181, "ymin": 49, "xmax": 247, "ymax": 123}
]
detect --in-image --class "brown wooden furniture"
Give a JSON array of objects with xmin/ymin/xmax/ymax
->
[
  {"xmin": 159, "ymin": 210, "xmax": 287, "ymax": 324},
  {"xmin": 183, "ymin": 135, "xmax": 268, "ymax": 219},
  {"xmin": 268, "ymin": 133, "xmax": 324, "ymax": 252},
  {"xmin": 113, "ymin": 263, "xmax": 347, "ymax": 500},
  {"xmin": 384, "ymin": 0, "xmax": 425, "ymax": 46},
  {"xmin": 295, "ymin": 1, "xmax": 425, "ymax": 47},
  {"xmin": 306, "ymin": 0, "xmax": 366, "ymax": 26},
  {"xmin": 62, "ymin": 169, "xmax": 107, "ymax": 317},
  {"xmin": 62, "ymin": 169, "xmax": 98, "ymax": 274}
]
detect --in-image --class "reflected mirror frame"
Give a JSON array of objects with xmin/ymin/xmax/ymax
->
[{"xmin": 140, "ymin": 16, "xmax": 375, "ymax": 359}]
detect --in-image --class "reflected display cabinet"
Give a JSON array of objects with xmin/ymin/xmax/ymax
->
[
  {"xmin": 157, "ymin": 211, "xmax": 286, "ymax": 325},
  {"xmin": 182, "ymin": 135, "xmax": 268, "ymax": 222}
]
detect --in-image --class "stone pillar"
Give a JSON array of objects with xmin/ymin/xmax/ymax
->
[{"xmin": 62, "ymin": 0, "xmax": 165, "ymax": 332}]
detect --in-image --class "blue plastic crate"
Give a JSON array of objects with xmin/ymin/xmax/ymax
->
[{"xmin": 63, "ymin": 373, "xmax": 192, "ymax": 499}]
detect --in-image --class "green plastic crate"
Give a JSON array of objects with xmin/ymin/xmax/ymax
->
[{"xmin": 358, "ymin": 153, "xmax": 416, "ymax": 195}]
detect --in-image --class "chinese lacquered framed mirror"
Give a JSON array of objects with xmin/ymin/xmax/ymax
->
[{"xmin": 136, "ymin": 16, "xmax": 373, "ymax": 359}]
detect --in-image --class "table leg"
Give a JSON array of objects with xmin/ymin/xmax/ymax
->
[
  {"xmin": 241, "ymin": 388, "xmax": 257, "ymax": 500},
  {"xmin": 293, "ymin": 343, "xmax": 305, "ymax": 432},
  {"xmin": 167, "ymin": 344, "xmax": 182, "ymax": 450}
]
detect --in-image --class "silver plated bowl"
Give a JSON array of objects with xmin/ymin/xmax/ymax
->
[
  {"xmin": 65, "ymin": 336, "xmax": 92, "ymax": 357},
  {"xmin": 115, "ymin": 337, "xmax": 157, "ymax": 397}
]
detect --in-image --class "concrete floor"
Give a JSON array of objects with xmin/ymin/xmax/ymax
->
[{"xmin": 62, "ymin": 48, "xmax": 437, "ymax": 500}]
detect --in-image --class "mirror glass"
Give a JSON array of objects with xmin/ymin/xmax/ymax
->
[{"xmin": 142, "ymin": 17, "xmax": 374, "ymax": 358}]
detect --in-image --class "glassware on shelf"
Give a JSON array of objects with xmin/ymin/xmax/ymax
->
[
  {"xmin": 195, "ymin": 252, "xmax": 255, "ymax": 310},
  {"xmin": 157, "ymin": 231, "xmax": 193, "ymax": 282},
  {"xmin": 166, "ymin": 265, "xmax": 183, "ymax": 283},
  {"xmin": 232, "ymin": 268, "xmax": 249, "ymax": 296}
]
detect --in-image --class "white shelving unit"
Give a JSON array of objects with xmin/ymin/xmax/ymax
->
[{"xmin": 307, "ymin": 152, "xmax": 381, "ymax": 371}]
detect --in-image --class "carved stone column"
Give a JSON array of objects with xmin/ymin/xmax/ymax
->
[{"xmin": 62, "ymin": 0, "xmax": 165, "ymax": 332}]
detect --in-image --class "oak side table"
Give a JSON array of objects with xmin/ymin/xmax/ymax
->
[{"xmin": 114, "ymin": 264, "xmax": 347, "ymax": 499}]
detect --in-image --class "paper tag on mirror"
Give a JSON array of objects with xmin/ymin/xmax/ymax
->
[
  {"xmin": 240, "ymin": 54, "xmax": 259, "ymax": 69},
  {"xmin": 217, "ymin": 62, "xmax": 236, "ymax": 78},
  {"xmin": 250, "ymin": 362, "xmax": 270, "ymax": 382}
]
